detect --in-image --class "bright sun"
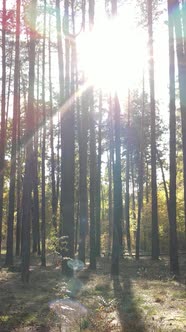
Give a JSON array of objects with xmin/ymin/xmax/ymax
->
[{"xmin": 77, "ymin": 15, "xmax": 147, "ymax": 95}]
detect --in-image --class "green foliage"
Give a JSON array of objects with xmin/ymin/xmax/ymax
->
[
  {"xmin": 140, "ymin": 199, "xmax": 152, "ymax": 253},
  {"xmin": 47, "ymin": 229, "xmax": 70, "ymax": 265},
  {"xmin": 157, "ymin": 188, "xmax": 169, "ymax": 253}
]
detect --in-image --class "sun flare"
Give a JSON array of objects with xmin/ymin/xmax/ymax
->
[{"xmin": 77, "ymin": 16, "xmax": 147, "ymax": 95}]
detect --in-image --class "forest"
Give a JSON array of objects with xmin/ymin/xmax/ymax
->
[{"xmin": 0, "ymin": 0, "xmax": 186, "ymax": 331}]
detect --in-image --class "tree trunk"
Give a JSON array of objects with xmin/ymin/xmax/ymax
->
[
  {"xmin": 131, "ymin": 154, "xmax": 136, "ymax": 220},
  {"xmin": 78, "ymin": 91, "xmax": 88, "ymax": 263},
  {"xmin": 5, "ymin": 0, "xmax": 21, "ymax": 266},
  {"xmin": 61, "ymin": 0, "xmax": 75, "ymax": 276},
  {"xmin": 89, "ymin": 88, "xmax": 97, "ymax": 270},
  {"xmin": 168, "ymin": 0, "xmax": 179, "ymax": 274},
  {"xmin": 32, "ymin": 51, "xmax": 40, "ymax": 255},
  {"xmin": 111, "ymin": 94, "xmax": 123, "ymax": 275},
  {"xmin": 16, "ymin": 90, "xmax": 21, "ymax": 256},
  {"xmin": 147, "ymin": 0, "xmax": 159, "ymax": 260},
  {"xmin": 108, "ymin": 150, "xmax": 113, "ymax": 254},
  {"xmin": 108, "ymin": 97, "xmax": 114, "ymax": 254},
  {"xmin": 125, "ymin": 91, "xmax": 131, "ymax": 254},
  {"xmin": 173, "ymin": 0, "xmax": 186, "ymax": 241},
  {"xmin": 136, "ymin": 76, "xmax": 145, "ymax": 260},
  {"xmin": 56, "ymin": 0, "xmax": 64, "ymax": 239},
  {"xmin": 41, "ymin": 0, "xmax": 46, "ymax": 267},
  {"xmin": 21, "ymin": 0, "xmax": 37, "ymax": 283},
  {"xmin": 0, "ymin": 0, "xmax": 6, "ymax": 256},
  {"xmin": 145, "ymin": 159, "xmax": 149, "ymax": 203},
  {"xmin": 49, "ymin": 15, "xmax": 57, "ymax": 232},
  {"xmin": 6, "ymin": 39, "xmax": 14, "ymax": 127},
  {"xmin": 89, "ymin": 0, "xmax": 96, "ymax": 270},
  {"xmin": 95, "ymin": 92, "xmax": 102, "ymax": 257}
]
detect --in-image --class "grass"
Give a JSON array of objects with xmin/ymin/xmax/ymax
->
[{"xmin": 0, "ymin": 255, "xmax": 186, "ymax": 331}]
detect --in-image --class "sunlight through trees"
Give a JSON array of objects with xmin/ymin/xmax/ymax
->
[{"xmin": 0, "ymin": 0, "xmax": 186, "ymax": 284}]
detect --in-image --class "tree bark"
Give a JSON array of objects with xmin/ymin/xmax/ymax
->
[
  {"xmin": 111, "ymin": 94, "xmax": 123, "ymax": 275},
  {"xmin": 41, "ymin": 0, "xmax": 46, "ymax": 267},
  {"xmin": 32, "ymin": 51, "xmax": 40, "ymax": 255},
  {"xmin": 61, "ymin": 0, "xmax": 75, "ymax": 276},
  {"xmin": 89, "ymin": 88, "xmax": 97, "ymax": 269},
  {"xmin": 0, "ymin": 0, "xmax": 6, "ymax": 256},
  {"xmin": 78, "ymin": 90, "xmax": 88, "ymax": 263},
  {"xmin": 173, "ymin": 0, "xmax": 186, "ymax": 241},
  {"xmin": 168, "ymin": 0, "xmax": 179, "ymax": 274},
  {"xmin": 5, "ymin": 0, "xmax": 21, "ymax": 266},
  {"xmin": 89, "ymin": 0, "xmax": 96, "ymax": 270},
  {"xmin": 21, "ymin": 0, "xmax": 37, "ymax": 283},
  {"xmin": 147, "ymin": 0, "xmax": 159, "ymax": 260},
  {"xmin": 49, "ymin": 14, "xmax": 57, "ymax": 233},
  {"xmin": 56, "ymin": 0, "xmax": 64, "ymax": 239},
  {"xmin": 16, "ymin": 88, "xmax": 21, "ymax": 256},
  {"xmin": 136, "ymin": 76, "xmax": 145, "ymax": 260},
  {"xmin": 131, "ymin": 154, "xmax": 136, "ymax": 220},
  {"xmin": 125, "ymin": 91, "xmax": 131, "ymax": 254},
  {"xmin": 95, "ymin": 92, "xmax": 102, "ymax": 257}
]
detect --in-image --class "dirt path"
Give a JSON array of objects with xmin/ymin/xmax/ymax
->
[{"xmin": 0, "ymin": 256, "xmax": 186, "ymax": 331}]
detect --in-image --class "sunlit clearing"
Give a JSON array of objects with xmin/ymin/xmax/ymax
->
[{"xmin": 77, "ymin": 16, "xmax": 147, "ymax": 95}]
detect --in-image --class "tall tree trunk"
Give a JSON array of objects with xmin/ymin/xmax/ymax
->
[
  {"xmin": 41, "ymin": 0, "xmax": 46, "ymax": 267},
  {"xmin": 145, "ymin": 158, "xmax": 149, "ymax": 203},
  {"xmin": 111, "ymin": 0, "xmax": 123, "ymax": 275},
  {"xmin": 78, "ymin": 93, "xmax": 88, "ymax": 263},
  {"xmin": 108, "ymin": 149, "xmax": 113, "ymax": 254},
  {"xmin": 75, "ymin": 198, "xmax": 79, "ymax": 253},
  {"xmin": 49, "ymin": 15, "xmax": 57, "ymax": 232},
  {"xmin": 131, "ymin": 154, "xmax": 136, "ymax": 220},
  {"xmin": 95, "ymin": 91, "xmax": 102, "ymax": 257},
  {"xmin": 108, "ymin": 155, "xmax": 113, "ymax": 255},
  {"xmin": 32, "ymin": 51, "xmax": 40, "ymax": 255},
  {"xmin": 136, "ymin": 76, "xmax": 145, "ymax": 260},
  {"xmin": 5, "ymin": 0, "xmax": 21, "ymax": 266},
  {"xmin": 78, "ymin": 0, "xmax": 88, "ymax": 264},
  {"xmin": 56, "ymin": 0, "xmax": 64, "ymax": 238},
  {"xmin": 111, "ymin": 94, "xmax": 123, "ymax": 275},
  {"xmin": 181, "ymin": 0, "xmax": 186, "ymax": 239},
  {"xmin": 61, "ymin": 0, "xmax": 75, "ymax": 276},
  {"xmin": 111, "ymin": 0, "xmax": 122, "ymax": 275},
  {"xmin": 6, "ymin": 38, "xmax": 14, "ymax": 127},
  {"xmin": 173, "ymin": 0, "xmax": 186, "ymax": 241},
  {"xmin": 0, "ymin": 0, "xmax": 6, "ymax": 256},
  {"xmin": 168, "ymin": 0, "xmax": 179, "ymax": 274},
  {"xmin": 89, "ymin": 89, "xmax": 97, "ymax": 269},
  {"xmin": 125, "ymin": 91, "xmax": 131, "ymax": 254},
  {"xmin": 16, "ymin": 87, "xmax": 21, "ymax": 256},
  {"xmin": 147, "ymin": 0, "xmax": 159, "ymax": 259},
  {"xmin": 89, "ymin": 0, "xmax": 96, "ymax": 270},
  {"xmin": 56, "ymin": 113, "xmax": 60, "ymax": 210},
  {"xmin": 108, "ymin": 96, "xmax": 114, "ymax": 254},
  {"xmin": 21, "ymin": 0, "xmax": 37, "ymax": 283}
]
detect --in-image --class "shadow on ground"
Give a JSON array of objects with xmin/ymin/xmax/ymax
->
[
  {"xmin": 112, "ymin": 271, "xmax": 147, "ymax": 331},
  {"xmin": 0, "ymin": 258, "xmax": 64, "ymax": 332}
]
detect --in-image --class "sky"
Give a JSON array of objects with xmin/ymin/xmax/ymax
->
[{"xmin": 0, "ymin": 0, "xmax": 170, "ymax": 126}]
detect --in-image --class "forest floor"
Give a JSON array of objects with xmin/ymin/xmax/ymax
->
[{"xmin": 0, "ymin": 254, "xmax": 186, "ymax": 332}]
